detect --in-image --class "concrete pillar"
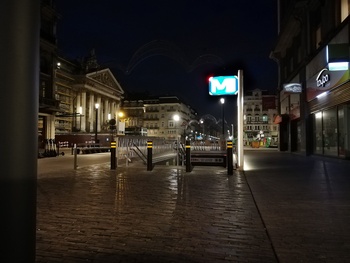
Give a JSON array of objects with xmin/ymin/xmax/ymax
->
[
  {"xmin": 46, "ymin": 115, "xmax": 56, "ymax": 140},
  {"xmin": 111, "ymin": 102, "xmax": 116, "ymax": 119},
  {"xmin": 89, "ymin": 93, "xmax": 94, "ymax": 132},
  {"xmin": 104, "ymin": 99, "xmax": 109, "ymax": 123},
  {"xmin": 81, "ymin": 91, "xmax": 86, "ymax": 132},
  {"xmin": 97, "ymin": 96, "xmax": 101, "ymax": 132},
  {"xmin": 0, "ymin": 1, "xmax": 39, "ymax": 262},
  {"xmin": 76, "ymin": 93, "xmax": 81, "ymax": 130}
]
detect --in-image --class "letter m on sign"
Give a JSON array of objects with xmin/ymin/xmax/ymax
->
[{"xmin": 209, "ymin": 76, "xmax": 238, "ymax": 96}]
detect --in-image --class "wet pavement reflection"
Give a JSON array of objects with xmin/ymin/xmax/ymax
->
[{"xmin": 36, "ymin": 164, "xmax": 276, "ymax": 262}]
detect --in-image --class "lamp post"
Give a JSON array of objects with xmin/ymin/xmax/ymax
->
[
  {"xmin": 231, "ymin": 124, "xmax": 234, "ymax": 141},
  {"xmin": 95, "ymin": 103, "xmax": 99, "ymax": 144},
  {"xmin": 117, "ymin": 111, "xmax": 124, "ymax": 135},
  {"xmin": 220, "ymin": 98, "xmax": 225, "ymax": 139},
  {"xmin": 173, "ymin": 114, "xmax": 180, "ymax": 168}
]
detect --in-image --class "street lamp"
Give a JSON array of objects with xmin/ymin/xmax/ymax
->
[
  {"xmin": 231, "ymin": 124, "xmax": 234, "ymax": 141},
  {"xmin": 220, "ymin": 98, "xmax": 225, "ymax": 139},
  {"xmin": 95, "ymin": 103, "xmax": 99, "ymax": 144},
  {"xmin": 173, "ymin": 114, "xmax": 180, "ymax": 168}
]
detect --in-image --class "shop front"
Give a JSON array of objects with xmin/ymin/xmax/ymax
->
[{"xmin": 307, "ymin": 46, "xmax": 350, "ymax": 158}]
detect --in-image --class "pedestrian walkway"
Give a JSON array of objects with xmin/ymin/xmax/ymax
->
[
  {"xmin": 36, "ymin": 150, "xmax": 350, "ymax": 262},
  {"xmin": 244, "ymin": 150, "xmax": 350, "ymax": 263}
]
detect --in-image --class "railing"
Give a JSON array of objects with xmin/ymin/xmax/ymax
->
[
  {"xmin": 116, "ymin": 136, "xmax": 174, "ymax": 163},
  {"xmin": 131, "ymin": 143, "xmax": 147, "ymax": 164}
]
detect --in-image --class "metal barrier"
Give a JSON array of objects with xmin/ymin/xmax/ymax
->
[{"xmin": 116, "ymin": 136, "xmax": 174, "ymax": 165}]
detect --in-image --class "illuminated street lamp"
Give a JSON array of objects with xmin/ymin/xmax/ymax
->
[
  {"xmin": 173, "ymin": 114, "xmax": 180, "ymax": 168},
  {"xmin": 117, "ymin": 111, "xmax": 125, "ymax": 135},
  {"xmin": 220, "ymin": 98, "xmax": 225, "ymax": 138},
  {"xmin": 95, "ymin": 103, "xmax": 99, "ymax": 144}
]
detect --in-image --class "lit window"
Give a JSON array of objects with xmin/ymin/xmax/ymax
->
[{"xmin": 341, "ymin": 0, "xmax": 349, "ymax": 21}]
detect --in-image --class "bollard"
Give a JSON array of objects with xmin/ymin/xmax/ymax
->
[
  {"xmin": 227, "ymin": 140, "xmax": 233, "ymax": 175},
  {"xmin": 73, "ymin": 143, "xmax": 78, "ymax": 170},
  {"xmin": 147, "ymin": 140, "xmax": 153, "ymax": 171},
  {"xmin": 110, "ymin": 141, "xmax": 117, "ymax": 170},
  {"xmin": 185, "ymin": 140, "xmax": 191, "ymax": 172}
]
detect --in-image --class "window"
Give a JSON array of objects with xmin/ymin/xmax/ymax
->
[
  {"xmin": 247, "ymin": 114, "xmax": 252, "ymax": 122},
  {"xmin": 341, "ymin": 0, "xmax": 350, "ymax": 21},
  {"xmin": 262, "ymin": 114, "xmax": 268, "ymax": 122},
  {"xmin": 316, "ymin": 26, "xmax": 321, "ymax": 49},
  {"xmin": 323, "ymin": 108, "xmax": 338, "ymax": 156}
]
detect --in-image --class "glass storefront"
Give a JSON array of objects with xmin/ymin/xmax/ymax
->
[{"xmin": 313, "ymin": 104, "xmax": 350, "ymax": 158}]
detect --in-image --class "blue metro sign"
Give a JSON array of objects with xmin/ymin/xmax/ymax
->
[{"xmin": 208, "ymin": 75, "xmax": 238, "ymax": 96}]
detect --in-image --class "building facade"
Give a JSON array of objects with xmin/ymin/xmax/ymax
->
[
  {"xmin": 243, "ymin": 89, "xmax": 279, "ymax": 147},
  {"xmin": 271, "ymin": 0, "xmax": 350, "ymax": 158},
  {"xmin": 39, "ymin": 2, "xmax": 124, "ymax": 152},
  {"xmin": 121, "ymin": 96, "xmax": 198, "ymax": 141}
]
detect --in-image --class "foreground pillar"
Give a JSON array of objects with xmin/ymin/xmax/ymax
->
[{"xmin": 0, "ymin": 1, "xmax": 39, "ymax": 262}]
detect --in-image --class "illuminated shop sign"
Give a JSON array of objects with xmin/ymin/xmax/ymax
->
[
  {"xmin": 208, "ymin": 75, "xmax": 238, "ymax": 96},
  {"xmin": 327, "ymin": 44, "xmax": 349, "ymax": 71},
  {"xmin": 306, "ymin": 67, "xmax": 349, "ymax": 101},
  {"xmin": 328, "ymin": 62, "xmax": 349, "ymax": 71},
  {"xmin": 316, "ymin": 68, "xmax": 330, "ymax": 89},
  {"xmin": 306, "ymin": 44, "xmax": 350, "ymax": 101},
  {"xmin": 283, "ymin": 83, "xmax": 302, "ymax": 93}
]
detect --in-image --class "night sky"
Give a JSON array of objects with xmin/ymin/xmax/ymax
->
[{"xmin": 55, "ymin": 0, "xmax": 278, "ymax": 124}]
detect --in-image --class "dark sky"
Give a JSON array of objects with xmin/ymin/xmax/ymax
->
[{"xmin": 55, "ymin": 0, "xmax": 278, "ymax": 124}]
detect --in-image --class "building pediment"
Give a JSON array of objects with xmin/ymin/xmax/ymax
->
[{"xmin": 86, "ymin": 68, "xmax": 124, "ymax": 95}]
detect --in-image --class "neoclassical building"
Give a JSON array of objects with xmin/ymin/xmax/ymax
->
[
  {"xmin": 71, "ymin": 68, "xmax": 124, "ymax": 135},
  {"xmin": 39, "ymin": 51, "xmax": 124, "ymax": 151},
  {"xmin": 39, "ymin": 2, "xmax": 124, "ymax": 151}
]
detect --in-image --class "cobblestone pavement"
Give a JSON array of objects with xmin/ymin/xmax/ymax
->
[
  {"xmin": 36, "ymin": 162, "xmax": 276, "ymax": 263},
  {"xmin": 37, "ymin": 150, "xmax": 350, "ymax": 263}
]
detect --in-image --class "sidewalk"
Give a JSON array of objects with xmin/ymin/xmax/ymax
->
[
  {"xmin": 243, "ymin": 150, "xmax": 350, "ymax": 262},
  {"xmin": 36, "ymin": 150, "xmax": 350, "ymax": 262}
]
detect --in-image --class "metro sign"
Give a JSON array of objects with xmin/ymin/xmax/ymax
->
[{"xmin": 209, "ymin": 75, "xmax": 238, "ymax": 96}]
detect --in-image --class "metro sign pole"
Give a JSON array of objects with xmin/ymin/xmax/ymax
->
[
  {"xmin": 208, "ymin": 71, "xmax": 244, "ymax": 170},
  {"xmin": 237, "ymin": 70, "xmax": 244, "ymax": 169}
]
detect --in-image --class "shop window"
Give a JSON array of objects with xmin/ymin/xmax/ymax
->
[
  {"xmin": 338, "ymin": 104, "xmax": 350, "ymax": 158},
  {"xmin": 323, "ymin": 108, "xmax": 338, "ymax": 156},
  {"xmin": 313, "ymin": 112, "xmax": 323, "ymax": 154}
]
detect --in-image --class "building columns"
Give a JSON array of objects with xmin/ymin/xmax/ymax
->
[
  {"xmin": 104, "ymin": 99, "xmax": 109, "ymax": 124},
  {"xmin": 88, "ymin": 93, "xmax": 94, "ymax": 132},
  {"xmin": 96, "ymin": 96, "xmax": 101, "ymax": 132},
  {"xmin": 81, "ymin": 91, "xmax": 86, "ymax": 132}
]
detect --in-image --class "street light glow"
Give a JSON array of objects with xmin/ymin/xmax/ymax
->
[{"xmin": 95, "ymin": 103, "xmax": 99, "ymax": 109}]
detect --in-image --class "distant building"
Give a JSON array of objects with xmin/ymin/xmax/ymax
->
[
  {"xmin": 120, "ymin": 96, "xmax": 198, "ymax": 141},
  {"xmin": 243, "ymin": 89, "xmax": 278, "ymax": 147}
]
